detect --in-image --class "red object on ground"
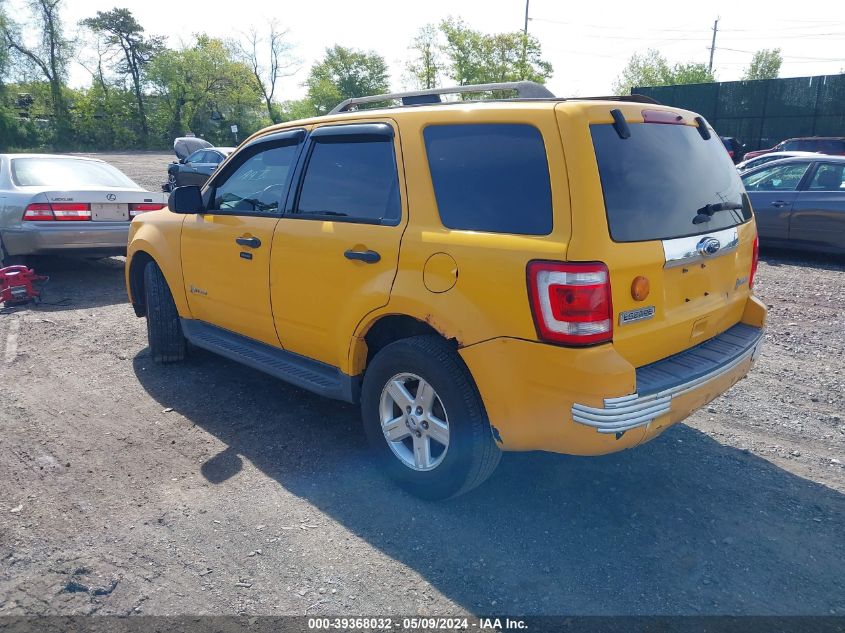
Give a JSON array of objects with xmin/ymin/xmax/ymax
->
[{"xmin": 0, "ymin": 265, "xmax": 48, "ymax": 305}]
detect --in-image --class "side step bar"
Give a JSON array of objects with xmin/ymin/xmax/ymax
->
[{"xmin": 180, "ymin": 319, "xmax": 359, "ymax": 403}]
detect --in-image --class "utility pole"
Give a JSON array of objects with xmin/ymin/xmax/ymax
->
[
  {"xmin": 524, "ymin": 0, "xmax": 530, "ymax": 35},
  {"xmin": 708, "ymin": 18, "xmax": 719, "ymax": 72},
  {"xmin": 521, "ymin": 0, "xmax": 530, "ymax": 79}
]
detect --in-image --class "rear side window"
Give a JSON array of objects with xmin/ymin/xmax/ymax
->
[
  {"xmin": 808, "ymin": 163, "xmax": 845, "ymax": 191},
  {"xmin": 423, "ymin": 124, "xmax": 553, "ymax": 235},
  {"xmin": 297, "ymin": 138, "xmax": 400, "ymax": 224},
  {"xmin": 591, "ymin": 123, "xmax": 752, "ymax": 242}
]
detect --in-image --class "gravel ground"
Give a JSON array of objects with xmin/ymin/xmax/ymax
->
[{"xmin": 0, "ymin": 153, "xmax": 843, "ymax": 617}]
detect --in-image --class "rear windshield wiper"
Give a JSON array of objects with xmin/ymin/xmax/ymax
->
[{"xmin": 693, "ymin": 202, "xmax": 743, "ymax": 224}]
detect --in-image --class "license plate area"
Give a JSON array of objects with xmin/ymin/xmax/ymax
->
[{"xmin": 91, "ymin": 203, "xmax": 128, "ymax": 221}]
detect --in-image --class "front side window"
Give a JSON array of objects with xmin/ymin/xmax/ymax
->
[
  {"xmin": 296, "ymin": 137, "xmax": 400, "ymax": 224},
  {"xmin": 212, "ymin": 143, "xmax": 299, "ymax": 213},
  {"xmin": 808, "ymin": 163, "xmax": 845, "ymax": 191},
  {"xmin": 742, "ymin": 163, "xmax": 810, "ymax": 192},
  {"xmin": 423, "ymin": 124, "xmax": 553, "ymax": 235},
  {"xmin": 186, "ymin": 150, "xmax": 206, "ymax": 164}
]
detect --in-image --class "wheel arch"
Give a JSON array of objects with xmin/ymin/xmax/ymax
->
[{"xmin": 350, "ymin": 313, "xmax": 458, "ymax": 377}]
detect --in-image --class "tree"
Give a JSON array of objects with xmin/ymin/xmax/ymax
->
[
  {"xmin": 1, "ymin": 0, "xmax": 73, "ymax": 142},
  {"xmin": 743, "ymin": 49, "xmax": 782, "ymax": 81},
  {"xmin": 80, "ymin": 8, "xmax": 164, "ymax": 146},
  {"xmin": 612, "ymin": 49, "xmax": 714, "ymax": 94},
  {"xmin": 407, "ymin": 24, "xmax": 440, "ymax": 89},
  {"xmin": 147, "ymin": 35, "xmax": 261, "ymax": 143},
  {"xmin": 231, "ymin": 21, "xmax": 298, "ymax": 124},
  {"xmin": 305, "ymin": 45, "xmax": 389, "ymax": 114},
  {"xmin": 437, "ymin": 18, "xmax": 552, "ymax": 88}
]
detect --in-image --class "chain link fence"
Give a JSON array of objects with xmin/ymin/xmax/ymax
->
[{"xmin": 633, "ymin": 74, "xmax": 845, "ymax": 151}]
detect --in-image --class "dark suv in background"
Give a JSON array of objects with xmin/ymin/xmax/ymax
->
[
  {"xmin": 721, "ymin": 136, "xmax": 746, "ymax": 164},
  {"xmin": 165, "ymin": 147, "xmax": 234, "ymax": 191}
]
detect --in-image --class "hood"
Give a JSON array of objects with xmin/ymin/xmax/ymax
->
[{"xmin": 173, "ymin": 137, "xmax": 212, "ymax": 160}]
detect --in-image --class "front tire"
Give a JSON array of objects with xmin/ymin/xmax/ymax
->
[
  {"xmin": 361, "ymin": 335, "xmax": 501, "ymax": 500},
  {"xmin": 143, "ymin": 262, "xmax": 186, "ymax": 364}
]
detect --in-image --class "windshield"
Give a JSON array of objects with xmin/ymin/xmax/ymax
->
[
  {"xmin": 11, "ymin": 157, "xmax": 139, "ymax": 188},
  {"xmin": 591, "ymin": 122, "xmax": 752, "ymax": 242}
]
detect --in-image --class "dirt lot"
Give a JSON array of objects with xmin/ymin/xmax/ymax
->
[{"xmin": 0, "ymin": 153, "xmax": 843, "ymax": 617}]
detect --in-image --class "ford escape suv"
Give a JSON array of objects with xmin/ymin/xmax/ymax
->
[{"xmin": 126, "ymin": 81, "xmax": 766, "ymax": 500}]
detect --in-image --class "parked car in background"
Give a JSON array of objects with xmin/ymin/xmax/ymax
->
[
  {"xmin": 720, "ymin": 136, "xmax": 746, "ymax": 163},
  {"xmin": 126, "ymin": 81, "xmax": 765, "ymax": 499},
  {"xmin": 742, "ymin": 137, "xmax": 845, "ymax": 161},
  {"xmin": 0, "ymin": 154, "xmax": 167, "ymax": 266},
  {"xmin": 166, "ymin": 147, "xmax": 235, "ymax": 191},
  {"xmin": 736, "ymin": 151, "xmax": 820, "ymax": 173},
  {"xmin": 741, "ymin": 155, "xmax": 845, "ymax": 254}
]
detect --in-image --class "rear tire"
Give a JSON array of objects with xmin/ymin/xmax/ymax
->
[
  {"xmin": 361, "ymin": 335, "xmax": 501, "ymax": 500},
  {"xmin": 143, "ymin": 261, "xmax": 186, "ymax": 364}
]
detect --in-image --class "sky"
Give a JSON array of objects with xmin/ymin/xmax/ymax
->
[{"xmin": 22, "ymin": 0, "xmax": 845, "ymax": 99}]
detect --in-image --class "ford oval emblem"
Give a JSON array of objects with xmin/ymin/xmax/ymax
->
[
  {"xmin": 697, "ymin": 237, "xmax": 721, "ymax": 256},
  {"xmin": 106, "ymin": 193, "xmax": 117, "ymax": 201}
]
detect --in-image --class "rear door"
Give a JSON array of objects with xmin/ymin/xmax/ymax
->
[
  {"xmin": 270, "ymin": 120, "xmax": 407, "ymax": 369},
  {"xmin": 180, "ymin": 130, "xmax": 304, "ymax": 346},
  {"xmin": 789, "ymin": 161, "xmax": 845, "ymax": 250},
  {"xmin": 741, "ymin": 162, "xmax": 812, "ymax": 240},
  {"xmin": 557, "ymin": 104, "xmax": 758, "ymax": 368}
]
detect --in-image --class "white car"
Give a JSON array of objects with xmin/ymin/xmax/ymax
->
[
  {"xmin": 0, "ymin": 154, "xmax": 167, "ymax": 266},
  {"xmin": 736, "ymin": 151, "xmax": 820, "ymax": 173}
]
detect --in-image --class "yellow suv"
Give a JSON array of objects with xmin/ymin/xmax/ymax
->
[{"xmin": 126, "ymin": 82, "xmax": 766, "ymax": 499}]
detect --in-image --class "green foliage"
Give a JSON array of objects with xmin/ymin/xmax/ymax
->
[
  {"xmin": 305, "ymin": 45, "xmax": 389, "ymax": 114},
  {"xmin": 743, "ymin": 49, "xmax": 782, "ymax": 81},
  {"xmin": 80, "ymin": 8, "xmax": 164, "ymax": 145},
  {"xmin": 613, "ymin": 49, "xmax": 715, "ymax": 94},
  {"xmin": 147, "ymin": 35, "xmax": 265, "ymax": 145},
  {"xmin": 407, "ymin": 24, "xmax": 440, "ymax": 89},
  {"xmin": 438, "ymin": 18, "xmax": 552, "ymax": 88}
]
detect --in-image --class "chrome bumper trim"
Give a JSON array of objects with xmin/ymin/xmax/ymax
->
[{"xmin": 572, "ymin": 331, "xmax": 763, "ymax": 434}]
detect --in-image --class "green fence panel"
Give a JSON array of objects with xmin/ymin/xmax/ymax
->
[{"xmin": 634, "ymin": 73, "xmax": 845, "ymax": 151}]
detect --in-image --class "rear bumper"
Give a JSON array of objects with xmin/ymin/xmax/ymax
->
[
  {"xmin": 2, "ymin": 222, "xmax": 129, "ymax": 256},
  {"xmin": 459, "ymin": 295, "xmax": 767, "ymax": 455},
  {"xmin": 572, "ymin": 323, "xmax": 763, "ymax": 434}
]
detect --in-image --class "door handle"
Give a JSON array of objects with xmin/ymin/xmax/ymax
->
[
  {"xmin": 236, "ymin": 236, "xmax": 261, "ymax": 248},
  {"xmin": 771, "ymin": 201, "xmax": 789, "ymax": 208},
  {"xmin": 344, "ymin": 249, "xmax": 380, "ymax": 263}
]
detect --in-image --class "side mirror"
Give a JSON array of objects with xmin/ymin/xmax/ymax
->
[{"xmin": 169, "ymin": 186, "xmax": 204, "ymax": 214}]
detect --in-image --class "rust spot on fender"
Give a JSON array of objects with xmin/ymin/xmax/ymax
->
[{"xmin": 423, "ymin": 314, "xmax": 463, "ymax": 347}]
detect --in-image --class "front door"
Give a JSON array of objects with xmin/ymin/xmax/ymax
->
[
  {"xmin": 180, "ymin": 132, "xmax": 304, "ymax": 346},
  {"xmin": 270, "ymin": 120, "xmax": 407, "ymax": 371},
  {"xmin": 743, "ymin": 161, "xmax": 811, "ymax": 241}
]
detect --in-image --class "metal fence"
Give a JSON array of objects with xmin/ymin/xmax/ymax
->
[{"xmin": 633, "ymin": 73, "xmax": 845, "ymax": 151}]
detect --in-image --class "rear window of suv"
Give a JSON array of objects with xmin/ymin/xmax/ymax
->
[
  {"xmin": 591, "ymin": 122, "xmax": 752, "ymax": 242},
  {"xmin": 423, "ymin": 124, "xmax": 553, "ymax": 235}
]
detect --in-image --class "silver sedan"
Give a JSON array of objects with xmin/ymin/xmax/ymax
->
[{"xmin": 0, "ymin": 154, "xmax": 167, "ymax": 266}]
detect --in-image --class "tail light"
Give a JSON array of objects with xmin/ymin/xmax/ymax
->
[
  {"xmin": 23, "ymin": 203, "xmax": 55, "ymax": 221},
  {"xmin": 749, "ymin": 234, "xmax": 759, "ymax": 289},
  {"xmin": 129, "ymin": 203, "xmax": 166, "ymax": 217},
  {"xmin": 23, "ymin": 202, "xmax": 90, "ymax": 221},
  {"xmin": 527, "ymin": 261, "xmax": 613, "ymax": 346}
]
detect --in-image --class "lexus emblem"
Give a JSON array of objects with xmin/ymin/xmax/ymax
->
[
  {"xmin": 696, "ymin": 237, "xmax": 721, "ymax": 256},
  {"xmin": 106, "ymin": 193, "xmax": 117, "ymax": 201}
]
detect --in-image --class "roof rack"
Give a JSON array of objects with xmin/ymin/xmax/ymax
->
[{"xmin": 328, "ymin": 81, "xmax": 556, "ymax": 114}]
